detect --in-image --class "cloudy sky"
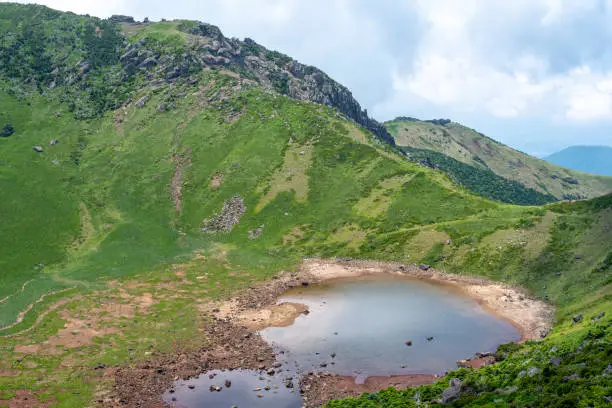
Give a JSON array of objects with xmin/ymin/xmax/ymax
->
[{"xmin": 18, "ymin": 0, "xmax": 612, "ymax": 156}]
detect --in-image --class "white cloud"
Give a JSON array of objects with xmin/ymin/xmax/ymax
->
[{"xmin": 380, "ymin": 0, "xmax": 612, "ymax": 122}]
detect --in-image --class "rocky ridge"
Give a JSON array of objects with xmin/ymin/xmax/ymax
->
[{"xmin": 117, "ymin": 19, "xmax": 395, "ymax": 146}]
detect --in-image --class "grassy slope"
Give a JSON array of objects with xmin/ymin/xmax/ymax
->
[
  {"xmin": 386, "ymin": 119, "xmax": 612, "ymax": 200},
  {"xmin": 0, "ymin": 10, "xmax": 609, "ymax": 408}
]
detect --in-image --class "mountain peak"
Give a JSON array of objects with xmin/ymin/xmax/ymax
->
[{"xmin": 544, "ymin": 145, "xmax": 612, "ymax": 176}]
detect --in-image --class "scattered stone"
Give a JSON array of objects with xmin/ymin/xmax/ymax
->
[
  {"xmin": 441, "ymin": 378, "xmax": 463, "ymax": 404},
  {"xmin": 593, "ymin": 311, "xmax": 605, "ymax": 321},
  {"xmin": 319, "ymin": 362, "xmax": 327, "ymax": 367},
  {"xmin": 248, "ymin": 224, "xmax": 265, "ymax": 239},
  {"xmin": 497, "ymin": 386, "xmax": 518, "ymax": 395},
  {"xmin": 267, "ymin": 368, "xmax": 275, "ymax": 376},
  {"xmin": 405, "ymin": 340, "xmax": 413, "ymax": 346},
  {"xmin": 538, "ymin": 328, "xmax": 550, "ymax": 338},
  {"xmin": 109, "ymin": 14, "xmax": 136, "ymax": 23},
  {"xmin": 527, "ymin": 366, "xmax": 540, "ymax": 377},
  {"xmin": 188, "ymin": 384, "xmax": 195, "ymax": 389},
  {"xmin": 272, "ymin": 362, "xmax": 282, "ymax": 368},
  {"xmin": 330, "ymin": 352, "xmax": 336, "ymax": 358},
  {"xmin": 419, "ymin": 264, "xmax": 430, "ymax": 271},
  {"xmin": 302, "ymin": 310, "xmax": 310, "ymax": 315},
  {"xmin": 1, "ymin": 123, "xmax": 14, "ymax": 137},
  {"xmin": 562, "ymin": 373, "xmax": 579, "ymax": 382},
  {"xmin": 202, "ymin": 195, "xmax": 247, "ymax": 233},
  {"xmin": 301, "ymin": 281, "xmax": 310, "ymax": 286},
  {"xmin": 572, "ymin": 314, "xmax": 583, "ymax": 323},
  {"xmin": 49, "ymin": 139, "xmax": 58, "ymax": 146},
  {"xmin": 225, "ymin": 379, "xmax": 231, "ymax": 388},
  {"xmin": 426, "ymin": 336, "xmax": 434, "ymax": 342},
  {"xmin": 33, "ymin": 146, "xmax": 43, "ymax": 153},
  {"xmin": 550, "ymin": 356, "xmax": 562, "ymax": 366},
  {"xmin": 135, "ymin": 95, "xmax": 149, "ymax": 108}
]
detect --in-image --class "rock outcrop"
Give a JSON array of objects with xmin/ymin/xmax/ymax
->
[
  {"xmin": 202, "ymin": 195, "xmax": 247, "ymax": 233},
  {"xmin": 116, "ymin": 21, "xmax": 395, "ymax": 146}
]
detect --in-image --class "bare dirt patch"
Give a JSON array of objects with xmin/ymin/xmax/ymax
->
[
  {"xmin": 209, "ymin": 172, "xmax": 223, "ymax": 190},
  {"xmin": 110, "ymin": 258, "xmax": 553, "ymax": 407},
  {"xmin": 45, "ymin": 311, "xmax": 118, "ymax": 349},
  {"xmin": 0, "ymin": 369, "xmax": 20, "ymax": 377},
  {"xmin": 0, "ymin": 390, "xmax": 55, "ymax": 408},
  {"xmin": 302, "ymin": 372, "xmax": 439, "ymax": 407},
  {"xmin": 217, "ymin": 300, "xmax": 308, "ymax": 331}
]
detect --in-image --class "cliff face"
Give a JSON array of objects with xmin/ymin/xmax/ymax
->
[{"xmin": 121, "ymin": 21, "xmax": 395, "ymax": 145}]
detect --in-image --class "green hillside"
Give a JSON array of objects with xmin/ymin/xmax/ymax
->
[
  {"xmin": 386, "ymin": 118, "xmax": 612, "ymax": 202},
  {"xmin": 0, "ymin": 4, "xmax": 610, "ymax": 408},
  {"xmin": 545, "ymin": 146, "xmax": 612, "ymax": 176}
]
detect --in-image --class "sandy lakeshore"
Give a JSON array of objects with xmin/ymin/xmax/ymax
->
[
  {"xmin": 220, "ymin": 258, "xmax": 553, "ymax": 342},
  {"xmin": 108, "ymin": 258, "xmax": 554, "ymax": 407},
  {"xmin": 299, "ymin": 258, "xmax": 554, "ymax": 342}
]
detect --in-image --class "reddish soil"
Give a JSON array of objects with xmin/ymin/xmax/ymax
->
[
  {"xmin": 0, "ymin": 390, "xmax": 55, "ymax": 408},
  {"xmin": 301, "ymin": 372, "xmax": 440, "ymax": 407},
  {"xmin": 105, "ymin": 258, "xmax": 552, "ymax": 407}
]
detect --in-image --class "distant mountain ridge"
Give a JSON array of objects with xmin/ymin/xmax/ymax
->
[
  {"xmin": 385, "ymin": 118, "xmax": 612, "ymax": 202},
  {"xmin": 544, "ymin": 145, "xmax": 612, "ymax": 176}
]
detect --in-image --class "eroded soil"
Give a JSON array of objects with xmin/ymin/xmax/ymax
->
[{"xmin": 106, "ymin": 259, "xmax": 553, "ymax": 407}]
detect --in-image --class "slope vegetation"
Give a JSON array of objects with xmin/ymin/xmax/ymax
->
[
  {"xmin": 0, "ymin": 5, "xmax": 609, "ymax": 408},
  {"xmin": 386, "ymin": 118, "xmax": 612, "ymax": 202}
]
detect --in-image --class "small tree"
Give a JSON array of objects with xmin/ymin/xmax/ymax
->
[{"xmin": 1, "ymin": 123, "xmax": 14, "ymax": 137}]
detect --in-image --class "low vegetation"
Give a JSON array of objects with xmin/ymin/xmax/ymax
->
[
  {"xmin": 386, "ymin": 118, "xmax": 612, "ymax": 203},
  {"xmin": 0, "ymin": 4, "xmax": 609, "ymax": 408}
]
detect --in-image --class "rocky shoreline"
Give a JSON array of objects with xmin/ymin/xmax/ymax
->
[{"xmin": 105, "ymin": 258, "xmax": 554, "ymax": 407}]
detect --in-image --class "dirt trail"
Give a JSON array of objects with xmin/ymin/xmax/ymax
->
[
  {"xmin": 0, "ymin": 390, "xmax": 55, "ymax": 408},
  {"xmin": 0, "ymin": 288, "xmax": 75, "ymax": 333},
  {"xmin": 3, "ymin": 297, "xmax": 75, "ymax": 338},
  {"xmin": 0, "ymin": 279, "xmax": 35, "ymax": 305}
]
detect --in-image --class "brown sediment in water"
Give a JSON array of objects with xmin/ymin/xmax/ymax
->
[{"xmin": 109, "ymin": 258, "xmax": 554, "ymax": 407}]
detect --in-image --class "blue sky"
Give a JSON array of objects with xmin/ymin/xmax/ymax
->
[{"xmin": 19, "ymin": 0, "xmax": 612, "ymax": 156}]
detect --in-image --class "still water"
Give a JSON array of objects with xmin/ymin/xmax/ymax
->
[{"xmin": 165, "ymin": 275, "xmax": 519, "ymax": 407}]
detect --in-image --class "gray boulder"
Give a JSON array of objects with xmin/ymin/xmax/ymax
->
[{"xmin": 441, "ymin": 378, "xmax": 464, "ymax": 404}]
